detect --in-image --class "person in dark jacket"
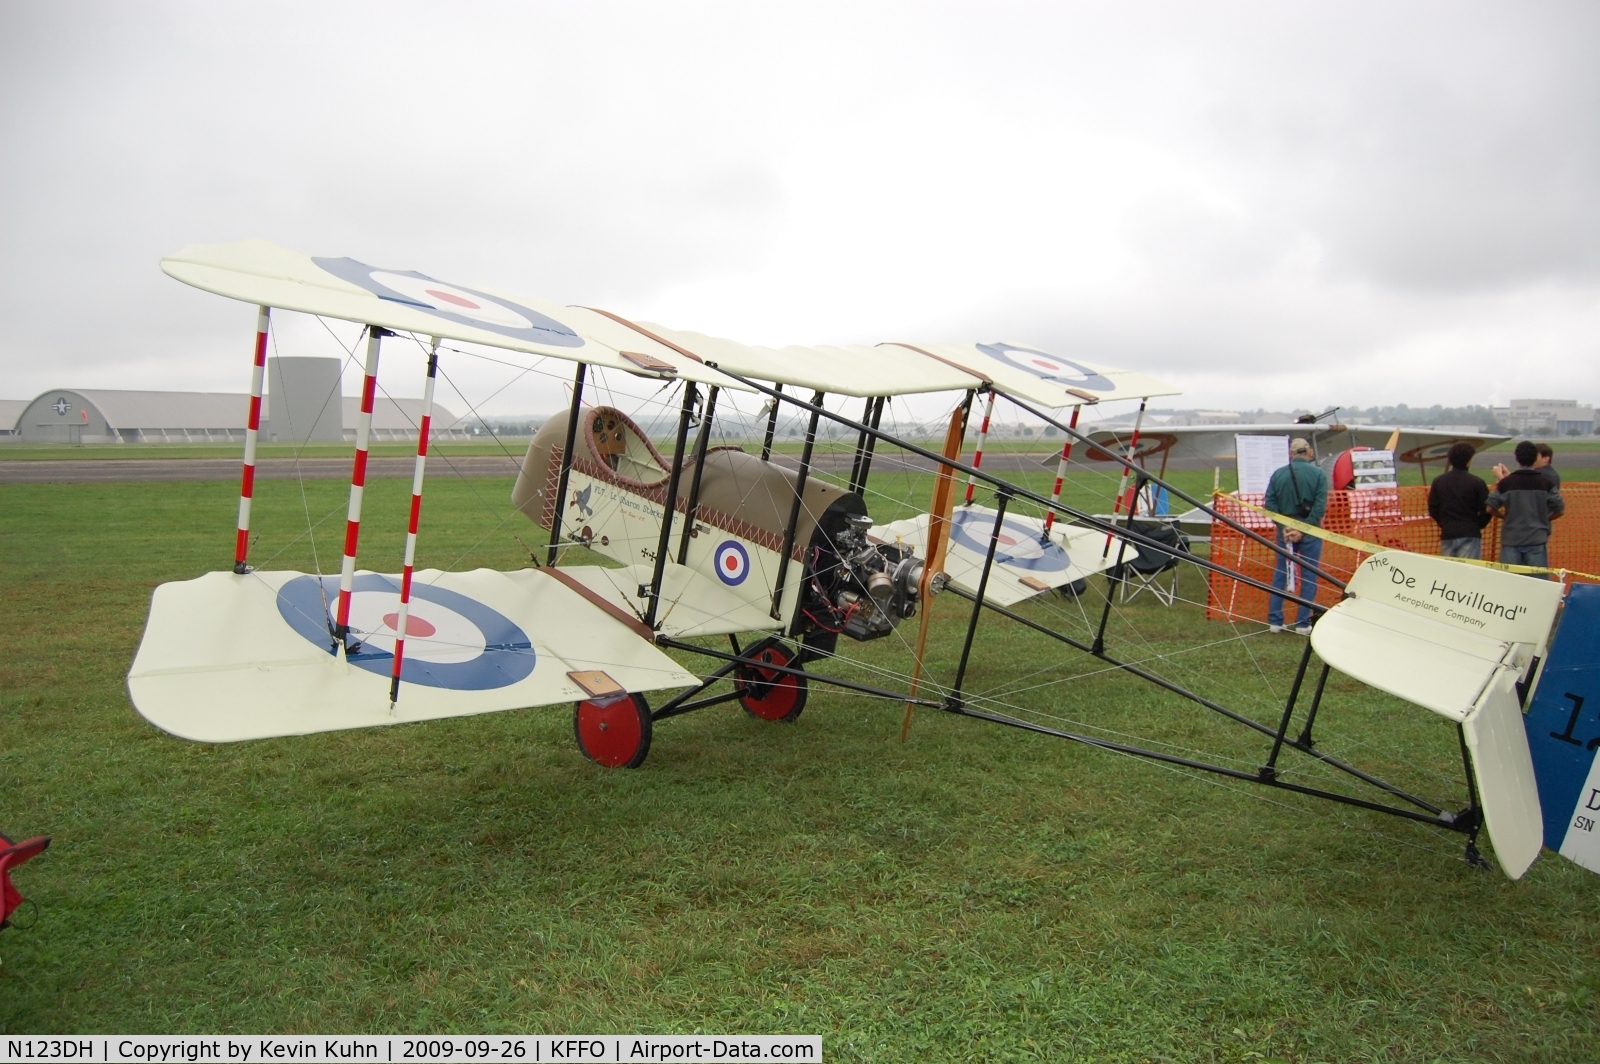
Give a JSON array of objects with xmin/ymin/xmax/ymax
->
[
  {"xmin": 1535, "ymin": 442, "xmax": 1560, "ymax": 490},
  {"xmin": 1428, "ymin": 442, "xmax": 1491, "ymax": 559},
  {"xmin": 1493, "ymin": 441, "xmax": 1560, "ymax": 489},
  {"xmin": 1264, "ymin": 438, "xmax": 1330, "ymax": 633},
  {"xmin": 1488, "ymin": 440, "xmax": 1564, "ymax": 576}
]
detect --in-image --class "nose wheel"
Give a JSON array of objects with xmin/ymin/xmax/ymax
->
[
  {"xmin": 573, "ymin": 692, "xmax": 653, "ymax": 768},
  {"xmin": 735, "ymin": 640, "xmax": 808, "ymax": 722}
]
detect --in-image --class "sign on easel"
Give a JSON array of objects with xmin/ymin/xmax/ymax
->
[{"xmin": 1236, "ymin": 435, "xmax": 1289, "ymax": 495}]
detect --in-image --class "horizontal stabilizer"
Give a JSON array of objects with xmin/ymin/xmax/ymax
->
[
  {"xmin": 128, "ymin": 568, "xmax": 699, "ymax": 743},
  {"xmin": 1310, "ymin": 552, "xmax": 1565, "ymax": 878}
]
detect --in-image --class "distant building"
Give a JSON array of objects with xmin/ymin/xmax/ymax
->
[
  {"xmin": 268, "ymin": 357, "xmax": 344, "ymax": 444},
  {"xmin": 1490, "ymin": 398, "xmax": 1596, "ymax": 436},
  {"xmin": 0, "ymin": 399, "xmax": 28, "ymax": 439},
  {"xmin": 6, "ymin": 388, "xmax": 466, "ymax": 444}
]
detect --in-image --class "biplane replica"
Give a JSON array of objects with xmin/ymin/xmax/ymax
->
[
  {"xmin": 1077, "ymin": 417, "xmax": 1511, "ymax": 483},
  {"xmin": 130, "ymin": 240, "xmax": 1600, "ymax": 885}
]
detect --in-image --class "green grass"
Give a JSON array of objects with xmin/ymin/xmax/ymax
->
[{"xmin": 1, "ymin": 460, "xmax": 1598, "ymax": 1060}]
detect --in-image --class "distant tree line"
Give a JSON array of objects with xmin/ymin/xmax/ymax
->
[{"xmin": 1336, "ymin": 404, "xmax": 1506, "ymax": 432}]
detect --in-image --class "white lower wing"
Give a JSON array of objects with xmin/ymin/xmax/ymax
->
[
  {"xmin": 875, "ymin": 505, "xmax": 1133, "ymax": 607},
  {"xmin": 128, "ymin": 568, "xmax": 699, "ymax": 743}
]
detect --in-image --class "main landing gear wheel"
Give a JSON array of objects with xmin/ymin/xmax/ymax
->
[
  {"xmin": 573, "ymin": 693, "xmax": 653, "ymax": 769},
  {"xmin": 735, "ymin": 640, "xmax": 808, "ymax": 722}
]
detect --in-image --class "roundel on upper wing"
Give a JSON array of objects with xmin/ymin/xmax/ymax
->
[
  {"xmin": 275, "ymin": 573, "xmax": 536, "ymax": 690},
  {"xmin": 714, "ymin": 541, "xmax": 750, "ymax": 585},
  {"xmin": 948, "ymin": 509, "xmax": 1071, "ymax": 572},
  {"xmin": 976, "ymin": 343, "xmax": 1114, "ymax": 393},
  {"xmin": 312, "ymin": 256, "xmax": 585, "ymax": 348}
]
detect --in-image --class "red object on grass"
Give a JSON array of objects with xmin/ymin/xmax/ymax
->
[{"xmin": 1, "ymin": 832, "xmax": 50, "ymax": 928}]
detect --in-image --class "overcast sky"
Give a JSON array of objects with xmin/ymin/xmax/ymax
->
[{"xmin": 2, "ymin": 0, "xmax": 1597, "ymax": 418}]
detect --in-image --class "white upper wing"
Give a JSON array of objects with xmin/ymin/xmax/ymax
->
[
  {"xmin": 629, "ymin": 323, "xmax": 985, "ymax": 398},
  {"xmin": 161, "ymin": 239, "xmax": 747, "ymax": 390},
  {"xmin": 163, "ymin": 240, "xmax": 1178, "ymax": 405},
  {"xmin": 893, "ymin": 342, "xmax": 1180, "ymax": 406}
]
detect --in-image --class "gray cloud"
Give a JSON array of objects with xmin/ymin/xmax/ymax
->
[{"xmin": 2, "ymin": 0, "xmax": 1596, "ymax": 413}]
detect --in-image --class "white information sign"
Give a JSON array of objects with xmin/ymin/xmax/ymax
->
[
  {"xmin": 1350, "ymin": 449, "xmax": 1398, "ymax": 490},
  {"xmin": 1235, "ymin": 435, "xmax": 1290, "ymax": 495}
]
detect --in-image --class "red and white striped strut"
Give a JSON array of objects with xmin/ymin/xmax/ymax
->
[
  {"xmin": 1040, "ymin": 404, "xmax": 1083, "ymax": 538},
  {"xmin": 233, "ymin": 305, "xmax": 271, "ymax": 574},
  {"xmin": 1102, "ymin": 397, "xmax": 1149, "ymax": 558},
  {"xmin": 389, "ymin": 339, "xmax": 440, "ymax": 707},
  {"xmin": 962, "ymin": 389, "xmax": 997, "ymax": 506},
  {"xmin": 335, "ymin": 326, "xmax": 387, "ymax": 644}
]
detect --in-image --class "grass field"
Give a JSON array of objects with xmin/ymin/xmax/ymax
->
[{"xmin": 2, "ymin": 454, "xmax": 1598, "ymax": 1060}]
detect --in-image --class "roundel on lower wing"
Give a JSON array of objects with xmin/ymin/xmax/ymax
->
[
  {"xmin": 714, "ymin": 541, "xmax": 750, "ymax": 585},
  {"xmin": 949, "ymin": 510, "xmax": 1071, "ymax": 572},
  {"xmin": 311, "ymin": 256, "xmax": 585, "ymax": 348},
  {"xmin": 975, "ymin": 343, "xmax": 1114, "ymax": 393},
  {"xmin": 275, "ymin": 574, "xmax": 536, "ymax": 690}
]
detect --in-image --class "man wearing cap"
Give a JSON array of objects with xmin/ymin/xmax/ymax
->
[{"xmin": 1264, "ymin": 438, "xmax": 1330, "ymax": 634}]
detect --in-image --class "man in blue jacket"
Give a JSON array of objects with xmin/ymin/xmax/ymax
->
[{"xmin": 1265, "ymin": 438, "xmax": 1330, "ymax": 634}]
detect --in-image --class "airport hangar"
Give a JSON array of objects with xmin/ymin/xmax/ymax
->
[{"xmin": 3, "ymin": 357, "xmax": 468, "ymax": 445}]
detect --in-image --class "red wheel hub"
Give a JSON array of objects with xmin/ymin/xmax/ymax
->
[
  {"xmin": 573, "ymin": 693, "xmax": 652, "ymax": 768},
  {"xmin": 737, "ymin": 643, "xmax": 807, "ymax": 722}
]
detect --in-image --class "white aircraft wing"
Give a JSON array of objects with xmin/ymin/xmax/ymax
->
[
  {"xmin": 892, "ymin": 343, "xmax": 1181, "ymax": 407},
  {"xmin": 1078, "ymin": 424, "xmax": 1510, "ymax": 464},
  {"xmin": 876, "ymin": 504, "xmax": 1133, "ymax": 607},
  {"xmin": 1309, "ymin": 551, "xmax": 1564, "ymax": 879},
  {"xmin": 160, "ymin": 239, "xmax": 746, "ymax": 390},
  {"xmin": 128, "ymin": 567, "xmax": 700, "ymax": 743},
  {"xmin": 626, "ymin": 323, "xmax": 986, "ymax": 398}
]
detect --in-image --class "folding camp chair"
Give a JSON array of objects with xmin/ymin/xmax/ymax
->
[
  {"xmin": 1, "ymin": 832, "xmax": 51, "ymax": 930},
  {"xmin": 1113, "ymin": 519, "xmax": 1189, "ymax": 606}
]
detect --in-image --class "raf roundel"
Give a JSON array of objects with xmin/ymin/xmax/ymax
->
[
  {"xmin": 275, "ymin": 574, "xmax": 536, "ymax": 690},
  {"xmin": 949, "ymin": 510, "xmax": 1071, "ymax": 572},
  {"xmin": 311, "ymin": 256, "xmax": 586, "ymax": 348},
  {"xmin": 976, "ymin": 343, "xmax": 1114, "ymax": 392},
  {"xmin": 714, "ymin": 541, "xmax": 751, "ymax": 586}
]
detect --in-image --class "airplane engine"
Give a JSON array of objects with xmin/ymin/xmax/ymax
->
[{"xmin": 803, "ymin": 513, "xmax": 922, "ymax": 644}]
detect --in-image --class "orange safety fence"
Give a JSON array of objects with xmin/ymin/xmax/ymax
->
[{"xmin": 1206, "ymin": 483, "xmax": 1600, "ymax": 622}]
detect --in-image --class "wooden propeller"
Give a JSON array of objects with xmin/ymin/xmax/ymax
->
[{"xmin": 901, "ymin": 403, "xmax": 969, "ymax": 742}]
